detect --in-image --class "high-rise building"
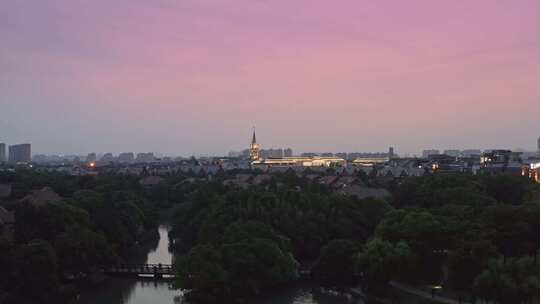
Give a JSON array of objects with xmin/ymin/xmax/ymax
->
[
  {"xmin": 118, "ymin": 152, "xmax": 135, "ymax": 163},
  {"xmin": 249, "ymin": 129, "xmax": 260, "ymax": 161},
  {"xmin": 136, "ymin": 152, "xmax": 155, "ymax": 163},
  {"xmin": 389, "ymin": 147, "xmax": 395, "ymax": 158},
  {"xmin": 100, "ymin": 153, "xmax": 114, "ymax": 162},
  {"xmin": 284, "ymin": 148, "xmax": 293, "ymax": 157},
  {"xmin": 0, "ymin": 143, "xmax": 5, "ymax": 163},
  {"xmin": 86, "ymin": 153, "xmax": 97, "ymax": 163},
  {"xmin": 260, "ymin": 148, "xmax": 283, "ymax": 158},
  {"xmin": 461, "ymin": 149, "xmax": 482, "ymax": 157},
  {"xmin": 422, "ymin": 149, "xmax": 440, "ymax": 158},
  {"xmin": 537, "ymin": 137, "xmax": 540, "ymax": 153},
  {"xmin": 443, "ymin": 150, "xmax": 461, "ymax": 157},
  {"xmin": 8, "ymin": 144, "xmax": 31, "ymax": 163}
]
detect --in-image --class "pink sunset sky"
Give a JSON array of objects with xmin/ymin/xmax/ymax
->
[{"xmin": 1, "ymin": 0, "xmax": 539, "ymax": 156}]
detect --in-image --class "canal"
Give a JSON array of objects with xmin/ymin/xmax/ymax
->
[{"xmin": 74, "ymin": 225, "xmax": 369, "ymax": 304}]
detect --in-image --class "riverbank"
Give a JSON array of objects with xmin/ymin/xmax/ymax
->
[{"xmin": 72, "ymin": 225, "xmax": 178, "ymax": 304}]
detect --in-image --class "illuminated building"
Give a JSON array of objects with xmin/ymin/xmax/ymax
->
[
  {"xmin": 480, "ymin": 150, "xmax": 523, "ymax": 174},
  {"xmin": 249, "ymin": 129, "xmax": 260, "ymax": 161},
  {"xmin": 253, "ymin": 156, "xmax": 345, "ymax": 167},
  {"xmin": 248, "ymin": 130, "xmax": 343, "ymax": 167},
  {"xmin": 480, "ymin": 150, "xmax": 522, "ymax": 165},
  {"xmin": 523, "ymin": 162, "xmax": 540, "ymax": 184},
  {"xmin": 428, "ymin": 154, "xmax": 465, "ymax": 173},
  {"xmin": 352, "ymin": 157, "xmax": 389, "ymax": 167},
  {"xmin": 351, "ymin": 147, "xmax": 395, "ymax": 166}
]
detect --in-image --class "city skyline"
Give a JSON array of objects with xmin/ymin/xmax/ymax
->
[
  {"xmin": 2, "ymin": 135, "xmax": 539, "ymax": 159},
  {"xmin": 2, "ymin": 1, "xmax": 540, "ymax": 155}
]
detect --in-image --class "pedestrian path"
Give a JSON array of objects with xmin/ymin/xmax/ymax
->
[{"xmin": 390, "ymin": 281, "xmax": 470, "ymax": 304}]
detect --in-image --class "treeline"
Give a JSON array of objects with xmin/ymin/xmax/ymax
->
[
  {"xmin": 360, "ymin": 174, "xmax": 540, "ymax": 303},
  {"xmin": 0, "ymin": 170, "xmax": 163, "ymax": 303},
  {"xmin": 171, "ymin": 172, "xmax": 540, "ymax": 303},
  {"xmin": 2, "ymin": 168, "xmax": 539, "ymax": 304},
  {"xmin": 170, "ymin": 177, "xmax": 391, "ymax": 302}
]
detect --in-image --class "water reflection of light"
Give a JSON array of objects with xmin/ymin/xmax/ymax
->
[{"xmin": 147, "ymin": 225, "xmax": 174, "ymax": 265}]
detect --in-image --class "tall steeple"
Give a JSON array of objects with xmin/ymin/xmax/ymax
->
[{"xmin": 249, "ymin": 127, "xmax": 260, "ymax": 161}]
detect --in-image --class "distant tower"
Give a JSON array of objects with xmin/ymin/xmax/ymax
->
[
  {"xmin": 249, "ymin": 128, "xmax": 260, "ymax": 161},
  {"xmin": 389, "ymin": 147, "xmax": 395, "ymax": 158},
  {"xmin": 0, "ymin": 143, "xmax": 5, "ymax": 163},
  {"xmin": 537, "ymin": 137, "xmax": 540, "ymax": 153}
]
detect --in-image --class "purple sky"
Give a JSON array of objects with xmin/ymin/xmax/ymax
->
[{"xmin": 1, "ymin": 0, "xmax": 539, "ymax": 156}]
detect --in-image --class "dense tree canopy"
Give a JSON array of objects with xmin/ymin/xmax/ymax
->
[
  {"xmin": 1, "ymin": 168, "xmax": 539, "ymax": 304},
  {"xmin": 0, "ymin": 170, "xmax": 164, "ymax": 302}
]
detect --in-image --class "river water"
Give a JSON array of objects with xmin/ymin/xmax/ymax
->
[{"xmin": 75, "ymin": 225, "xmax": 365, "ymax": 304}]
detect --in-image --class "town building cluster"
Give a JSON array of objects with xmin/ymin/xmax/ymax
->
[{"xmin": 1, "ymin": 135, "xmax": 539, "ymax": 184}]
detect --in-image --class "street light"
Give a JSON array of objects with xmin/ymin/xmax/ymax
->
[{"xmin": 431, "ymin": 285, "xmax": 442, "ymax": 298}]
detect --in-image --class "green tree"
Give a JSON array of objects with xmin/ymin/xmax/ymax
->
[
  {"xmin": 473, "ymin": 258, "xmax": 540, "ymax": 304},
  {"xmin": 357, "ymin": 238, "xmax": 412, "ymax": 294},
  {"xmin": 176, "ymin": 245, "xmax": 228, "ymax": 303},
  {"xmin": 446, "ymin": 240, "xmax": 498, "ymax": 293},
  {"xmin": 13, "ymin": 240, "xmax": 60, "ymax": 302},
  {"xmin": 313, "ymin": 239, "xmax": 358, "ymax": 283}
]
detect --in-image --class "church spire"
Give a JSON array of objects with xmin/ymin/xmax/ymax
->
[
  {"xmin": 251, "ymin": 127, "xmax": 257, "ymax": 145},
  {"xmin": 249, "ymin": 127, "xmax": 260, "ymax": 161}
]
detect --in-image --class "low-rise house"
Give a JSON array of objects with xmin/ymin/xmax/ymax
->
[
  {"xmin": 338, "ymin": 184, "xmax": 391, "ymax": 200},
  {"xmin": 332, "ymin": 176, "xmax": 361, "ymax": 189},
  {"xmin": 378, "ymin": 166, "xmax": 425, "ymax": 178}
]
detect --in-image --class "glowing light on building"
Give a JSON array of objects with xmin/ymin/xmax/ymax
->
[
  {"xmin": 352, "ymin": 157, "xmax": 390, "ymax": 167},
  {"xmin": 249, "ymin": 129, "xmax": 260, "ymax": 161},
  {"xmin": 523, "ymin": 163, "xmax": 540, "ymax": 184},
  {"xmin": 253, "ymin": 156, "xmax": 346, "ymax": 167},
  {"xmin": 247, "ymin": 130, "xmax": 345, "ymax": 167}
]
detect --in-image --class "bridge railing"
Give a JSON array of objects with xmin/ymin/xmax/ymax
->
[{"xmin": 103, "ymin": 264, "xmax": 175, "ymax": 274}]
